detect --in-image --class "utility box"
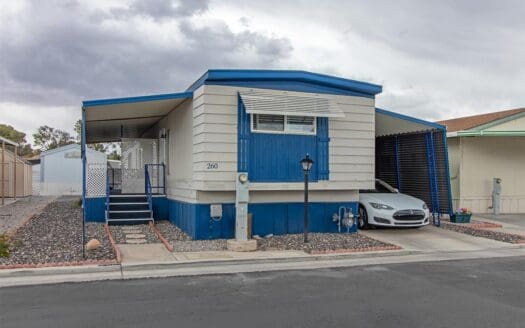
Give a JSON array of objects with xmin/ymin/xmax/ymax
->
[
  {"xmin": 235, "ymin": 172, "xmax": 250, "ymax": 240},
  {"xmin": 492, "ymin": 177, "xmax": 502, "ymax": 215}
]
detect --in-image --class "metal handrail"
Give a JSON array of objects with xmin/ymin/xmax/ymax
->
[
  {"xmin": 105, "ymin": 169, "xmax": 110, "ymax": 223},
  {"xmin": 144, "ymin": 163, "xmax": 166, "ymax": 194},
  {"xmin": 144, "ymin": 165, "xmax": 153, "ymax": 215}
]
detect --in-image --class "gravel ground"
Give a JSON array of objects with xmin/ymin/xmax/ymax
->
[
  {"xmin": 155, "ymin": 221, "xmax": 192, "ymax": 242},
  {"xmin": 256, "ymin": 232, "xmax": 397, "ymax": 253},
  {"xmin": 439, "ymin": 221, "xmax": 525, "ymax": 244},
  {"xmin": 0, "ymin": 196, "xmax": 56, "ymax": 234},
  {"xmin": 109, "ymin": 224, "xmax": 160, "ymax": 244},
  {"xmin": 154, "ymin": 221, "xmax": 397, "ymax": 253},
  {"xmin": 154, "ymin": 221, "xmax": 228, "ymax": 252},
  {"xmin": 0, "ymin": 197, "xmax": 115, "ymax": 266},
  {"xmin": 172, "ymin": 240, "xmax": 229, "ymax": 252}
]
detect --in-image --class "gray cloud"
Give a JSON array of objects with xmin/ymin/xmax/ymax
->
[
  {"xmin": 0, "ymin": 0, "xmax": 524, "ymax": 139},
  {"xmin": 0, "ymin": 0, "xmax": 293, "ymax": 107}
]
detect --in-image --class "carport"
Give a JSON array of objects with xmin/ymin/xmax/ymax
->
[{"xmin": 375, "ymin": 108, "xmax": 453, "ymax": 224}]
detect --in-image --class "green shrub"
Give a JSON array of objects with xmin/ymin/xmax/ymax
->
[{"xmin": 0, "ymin": 234, "xmax": 10, "ymax": 258}]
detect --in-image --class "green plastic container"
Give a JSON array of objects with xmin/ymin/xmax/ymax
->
[{"xmin": 451, "ymin": 213, "xmax": 472, "ymax": 223}]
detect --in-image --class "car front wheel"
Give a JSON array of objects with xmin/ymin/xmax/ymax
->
[{"xmin": 358, "ymin": 205, "xmax": 369, "ymax": 230}]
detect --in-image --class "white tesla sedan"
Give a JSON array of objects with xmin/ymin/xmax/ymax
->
[{"xmin": 358, "ymin": 179, "xmax": 430, "ymax": 229}]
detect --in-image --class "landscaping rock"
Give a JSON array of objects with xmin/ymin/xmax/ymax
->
[
  {"xmin": 0, "ymin": 197, "xmax": 115, "ymax": 266},
  {"xmin": 256, "ymin": 233, "xmax": 398, "ymax": 253},
  {"xmin": 439, "ymin": 221, "xmax": 525, "ymax": 244},
  {"xmin": 86, "ymin": 239, "xmax": 101, "ymax": 250}
]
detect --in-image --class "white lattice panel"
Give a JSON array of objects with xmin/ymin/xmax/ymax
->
[{"xmin": 86, "ymin": 163, "xmax": 107, "ymax": 197}]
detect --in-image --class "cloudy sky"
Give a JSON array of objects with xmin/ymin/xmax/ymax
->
[{"xmin": 1, "ymin": 0, "xmax": 524, "ymax": 144}]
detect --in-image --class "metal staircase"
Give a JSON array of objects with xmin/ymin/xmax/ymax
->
[
  {"xmin": 106, "ymin": 194, "xmax": 154, "ymax": 223},
  {"xmin": 104, "ymin": 164, "xmax": 164, "ymax": 224}
]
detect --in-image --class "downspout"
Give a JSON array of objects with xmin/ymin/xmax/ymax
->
[{"xmin": 81, "ymin": 107, "xmax": 87, "ymax": 259}]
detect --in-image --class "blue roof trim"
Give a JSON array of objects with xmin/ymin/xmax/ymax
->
[
  {"xmin": 82, "ymin": 92, "xmax": 193, "ymax": 108},
  {"xmin": 376, "ymin": 108, "xmax": 447, "ymax": 131},
  {"xmin": 208, "ymin": 80, "xmax": 373, "ymax": 98},
  {"xmin": 187, "ymin": 69, "xmax": 382, "ymax": 97}
]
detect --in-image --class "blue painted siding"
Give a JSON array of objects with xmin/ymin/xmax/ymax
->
[
  {"xmin": 250, "ymin": 202, "xmax": 358, "ymax": 236},
  {"xmin": 249, "ymin": 133, "xmax": 319, "ymax": 182},
  {"xmin": 237, "ymin": 98, "xmax": 329, "ymax": 182},
  {"xmin": 317, "ymin": 117, "xmax": 330, "ymax": 180},
  {"xmin": 84, "ymin": 197, "xmax": 105, "ymax": 222},
  {"xmin": 168, "ymin": 199, "xmax": 235, "ymax": 240},
  {"xmin": 168, "ymin": 198, "xmax": 358, "ymax": 240},
  {"xmin": 152, "ymin": 196, "xmax": 168, "ymax": 220}
]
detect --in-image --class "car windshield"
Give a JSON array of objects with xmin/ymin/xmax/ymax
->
[{"xmin": 360, "ymin": 180, "xmax": 396, "ymax": 193}]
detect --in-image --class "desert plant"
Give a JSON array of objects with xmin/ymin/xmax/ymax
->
[
  {"xmin": 0, "ymin": 234, "xmax": 10, "ymax": 258},
  {"xmin": 75, "ymin": 198, "xmax": 82, "ymax": 208}
]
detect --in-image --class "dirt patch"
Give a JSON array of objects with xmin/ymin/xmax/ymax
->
[{"xmin": 0, "ymin": 196, "xmax": 56, "ymax": 234}]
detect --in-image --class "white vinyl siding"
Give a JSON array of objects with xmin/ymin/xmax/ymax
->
[{"xmin": 193, "ymin": 85, "xmax": 376, "ymax": 192}]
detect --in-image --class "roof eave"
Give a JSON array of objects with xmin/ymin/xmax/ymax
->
[{"xmin": 186, "ymin": 69, "xmax": 383, "ymax": 96}]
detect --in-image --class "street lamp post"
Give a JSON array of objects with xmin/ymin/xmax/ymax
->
[{"xmin": 300, "ymin": 154, "xmax": 314, "ymax": 243}]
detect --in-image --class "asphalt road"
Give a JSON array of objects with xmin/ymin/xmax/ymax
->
[{"xmin": 1, "ymin": 257, "xmax": 524, "ymax": 328}]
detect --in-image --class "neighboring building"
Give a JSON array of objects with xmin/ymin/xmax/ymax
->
[
  {"xmin": 439, "ymin": 108, "xmax": 525, "ymax": 214},
  {"xmin": 0, "ymin": 137, "xmax": 32, "ymax": 200},
  {"xmin": 82, "ymin": 69, "xmax": 452, "ymax": 239},
  {"xmin": 25, "ymin": 154, "xmax": 41, "ymax": 195},
  {"xmin": 40, "ymin": 144, "xmax": 106, "ymax": 196}
]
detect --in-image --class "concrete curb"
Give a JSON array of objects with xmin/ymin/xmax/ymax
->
[
  {"xmin": 105, "ymin": 223, "xmax": 122, "ymax": 263},
  {"xmin": 2, "ymin": 246, "xmax": 524, "ymax": 288},
  {"xmin": 149, "ymin": 222, "xmax": 173, "ymax": 252}
]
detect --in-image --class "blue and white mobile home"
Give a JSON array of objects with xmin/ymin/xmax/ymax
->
[{"xmin": 82, "ymin": 70, "xmax": 452, "ymax": 239}]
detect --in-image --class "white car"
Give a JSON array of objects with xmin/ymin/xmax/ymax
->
[{"xmin": 358, "ymin": 179, "xmax": 430, "ymax": 229}]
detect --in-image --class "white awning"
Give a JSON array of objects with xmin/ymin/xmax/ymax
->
[{"xmin": 239, "ymin": 90, "xmax": 345, "ymax": 118}]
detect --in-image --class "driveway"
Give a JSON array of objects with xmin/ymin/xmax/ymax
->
[
  {"xmin": 360, "ymin": 225, "xmax": 512, "ymax": 252},
  {"xmin": 478, "ymin": 214, "xmax": 525, "ymax": 229}
]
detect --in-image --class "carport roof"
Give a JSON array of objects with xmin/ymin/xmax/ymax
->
[
  {"xmin": 375, "ymin": 108, "xmax": 446, "ymax": 137},
  {"xmin": 82, "ymin": 92, "xmax": 192, "ymax": 143}
]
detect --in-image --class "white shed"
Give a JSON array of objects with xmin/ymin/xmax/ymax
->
[{"xmin": 40, "ymin": 144, "xmax": 106, "ymax": 196}]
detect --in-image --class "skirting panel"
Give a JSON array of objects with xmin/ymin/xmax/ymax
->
[
  {"xmin": 84, "ymin": 197, "xmax": 105, "ymax": 222},
  {"xmin": 168, "ymin": 198, "xmax": 358, "ymax": 240}
]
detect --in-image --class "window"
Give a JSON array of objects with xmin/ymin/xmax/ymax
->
[{"xmin": 251, "ymin": 114, "xmax": 316, "ymax": 135}]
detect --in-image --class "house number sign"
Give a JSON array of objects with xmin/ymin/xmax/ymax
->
[{"xmin": 206, "ymin": 162, "xmax": 219, "ymax": 170}]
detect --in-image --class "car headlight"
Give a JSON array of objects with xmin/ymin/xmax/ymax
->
[
  {"xmin": 422, "ymin": 203, "xmax": 428, "ymax": 210},
  {"xmin": 369, "ymin": 202, "xmax": 394, "ymax": 210}
]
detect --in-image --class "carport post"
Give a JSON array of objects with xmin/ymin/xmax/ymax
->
[
  {"xmin": 13, "ymin": 145, "xmax": 17, "ymax": 200},
  {"xmin": 81, "ymin": 107, "xmax": 87, "ymax": 258},
  {"xmin": 1, "ymin": 141, "xmax": 4, "ymax": 205}
]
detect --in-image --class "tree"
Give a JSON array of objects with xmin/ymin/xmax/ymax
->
[
  {"xmin": 108, "ymin": 149, "xmax": 121, "ymax": 160},
  {"xmin": 74, "ymin": 119, "xmax": 107, "ymax": 152},
  {"xmin": 0, "ymin": 124, "xmax": 35, "ymax": 156},
  {"xmin": 74, "ymin": 119, "xmax": 82, "ymax": 142},
  {"xmin": 33, "ymin": 125, "xmax": 75, "ymax": 151}
]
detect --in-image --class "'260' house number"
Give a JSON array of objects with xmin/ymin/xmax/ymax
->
[{"xmin": 206, "ymin": 162, "xmax": 219, "ymax": 170}]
